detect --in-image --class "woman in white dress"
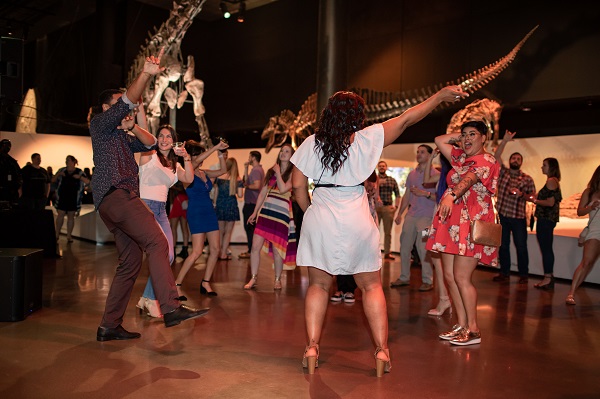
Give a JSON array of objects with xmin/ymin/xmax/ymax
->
[
  {"xmin": 566, "ymin": 165, "xmax": 600, "ymax": 305},
  {"xmin": 291, "ymin": 85, "xmax": 465, "ymax": 376}
]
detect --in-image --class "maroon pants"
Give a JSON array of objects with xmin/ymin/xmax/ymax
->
[{"xmin": 98, "ymin": 189, "xmax": 179, "ymax": 328}]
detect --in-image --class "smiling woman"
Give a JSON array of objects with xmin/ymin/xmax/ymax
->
[{"xmin": 427, "ymin": 120, "xmax": 500, "ymax": 346}]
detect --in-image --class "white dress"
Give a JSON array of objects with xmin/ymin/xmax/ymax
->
[{"xmin": 290, "ymin": 123, "xmax": 384, "ymax": 275}]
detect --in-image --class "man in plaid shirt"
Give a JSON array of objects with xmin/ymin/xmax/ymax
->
[
  {"xmin": 376, "ymin": 161, "xmax": 400, "ymax": 260},
  {"xmin": 492, "ymin": 131, "xmax": 536, "ymax": 284}
]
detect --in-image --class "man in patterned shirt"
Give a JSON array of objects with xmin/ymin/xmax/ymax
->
[
  {"xmin": 90, "ymin": 49, "xmax": 208, "ymax": 342},
  {"xmin": 492, "ymin": 130, "xmax": 536, "ymax": 284},
  {"xmin": 376, "ymin": 160, "xmax": 400, "ymax": 260}
]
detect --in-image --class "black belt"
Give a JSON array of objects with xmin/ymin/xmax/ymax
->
[{"xmin": 313, "ymin": 182, "xmax": 364, "ymax": 189}]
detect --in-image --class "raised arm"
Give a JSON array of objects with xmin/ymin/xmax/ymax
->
[
  {"xmin": 423, "ymin": 149, "xmax": 441, "ymax": 184},
  {"xmin": 434, "ymin": 132, "xmax": 461, "ymax": 161},
  {"xmin": 174, "ymin": 146, "xmax": 194, "ymax": 184},
  {"xmin": 204, "ymin": 151, "xmax": 228, "ymax": 178},
  {"xmin": 125, "ymin": 48, "xmax": 165, "ymax": 106},
  {"xmin": 494, "ymin": 130, "xmax": 516, "ymax": 166},
  {"xmin": 382, "ymin": 86, "xmax": 467, "ymax": 147}
]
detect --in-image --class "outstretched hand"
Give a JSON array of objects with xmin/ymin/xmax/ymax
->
[
  {"xmin": 439, "ymin": 85, "xmax": 469, "ymax": 103},
  {"xmin": 143, "ymin": 47, "xmax": 166, "ymax": 76}
]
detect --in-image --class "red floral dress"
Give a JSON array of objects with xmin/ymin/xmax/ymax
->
[{"xmin": 426, "ymin": 147, "xmax": 501, "ymax": 266}]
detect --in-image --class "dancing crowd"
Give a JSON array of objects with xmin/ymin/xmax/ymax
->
[{"xmin": 4, "ymin": 48, "xmax": 597, "ymax": 378}]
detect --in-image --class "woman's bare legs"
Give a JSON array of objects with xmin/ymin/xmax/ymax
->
[
  {"xmin": 452, "ymin": 255, "xmax": 479, "ymax": 332},
  {"xmin": 201, "ymin": 230, "xmax": 221, "ymax": 293},
  {"xmin": 175, "ymin": 232, "xmax": 206, "ymax": 296},
  {"xmin": 430, "ymin": 252, "xmax": 450, "ymax": 314},
  {"xmin": 304, "ymin": 267, "xmax": 333, "ymax": 358},
  {"xmin": 55, "ymin": 210, "xmax": 66, "ymax": 239},
  {"xmin": 273, "ymin": 247, "xmax": 284, "ymax": 289},
  {"xmin": 65, "ymin": 211, "xmax": 76, "ymax": 241},
  {"xmin": 354, "ymin": 270, "xmax": 390, "ymax": 363},
  {"xmin": 441, "ymin": 253, "xmax": 467, "ymax": 327},
  {"xmin": 568, "ymin": 239, "xmax": 600, "ymax": 299},
  {"xmin": 245, "ymin": 234, "xmax": 266, "ymax": 287},
  {"xmin": 218, "ymin": 220, "xmax": 235, "ymax": 258}
]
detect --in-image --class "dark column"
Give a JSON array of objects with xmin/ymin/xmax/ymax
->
[
  {"xmin": 316, "ymin": 0, "xmax": 347, "ymax": 115},
  {"xmin": 95, "ymin": 0, "xmax": 122, "ymax": 97}
]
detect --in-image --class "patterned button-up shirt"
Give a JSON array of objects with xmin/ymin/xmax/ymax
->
[
  {"xmin": 89, "ymin": 95, "xmax": 155, "ymax": 209},
  {"xmin": 378, "ymin": 174, "xmax": 400, "ymax": 206},
  {"xmin": 496, "ymin": 165, "xmax": 536, "ymax": 219}
]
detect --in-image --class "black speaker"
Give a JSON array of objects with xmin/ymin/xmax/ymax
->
[
  {"xmin": 0, "ymin": 36, "xmax": 24, "ymax": 130},
  {"xmin": 0, "ymin": 248, "xmax": 43, "ymax": 322},
  {"xmin": 0, "ymin": 36, "xmax": 23, "ymax": 100}
]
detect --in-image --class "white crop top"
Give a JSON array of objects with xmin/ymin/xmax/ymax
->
[{"xmin": 139, "ymin": 153, "xmax": 179, "ymax": 201}]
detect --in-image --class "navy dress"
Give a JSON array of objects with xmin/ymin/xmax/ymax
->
[
  {"xmin": 215, "ymin": 178, "xmax": 241, "ymax": 221},
  {"xmin": 186, "ymin": 174, "xmax": 219, "ymax": 234}
]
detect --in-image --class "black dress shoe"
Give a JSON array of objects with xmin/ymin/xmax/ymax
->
[
  {"xmin": 163, "ymin": 305, "xmax": 209, "ymax": 328},
  {"xmin": 97, "ymin": 325, "xmax": 141, "ymax": 342}
]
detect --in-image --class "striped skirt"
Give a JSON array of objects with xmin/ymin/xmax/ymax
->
[{"xmin": 254, "ymin": 190, "xmax": 297, "ymax": 268}]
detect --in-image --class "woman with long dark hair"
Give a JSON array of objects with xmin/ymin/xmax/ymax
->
[
  {"xmin": 136, "ymin": 125, "xmax": 194, "ymax": 317},
  {"xmin": 291, "ymin": 85, "xmax": 465, "ymax": 376},
  {"xmin": 566, "ymin": 165, "xmax": 600, "ymax": 305},
  {"xmin": 245, "ymin": 144, "xmax": 297, "ymax": 290},
  {"xmin": 426, "ymin": 121, "xmax": 501, "ymax": 346},
  {"xmin": 527, "ymin": 158, "xmax": 562, "ymax": 289}
]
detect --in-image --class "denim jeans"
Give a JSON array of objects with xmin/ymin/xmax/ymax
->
[
  {"xmin": 499, "ymin": 214, "xmax": 529, "ymax": 277},
  {"xmin": 142, "ymin": 199, "xmax": 174, "ymax": 300},
  {"xmin": 535, "ymin": 218, "xmax": 556, "ymax": 275},
  {"xmin": 243, "ymin": 203, "xmax": 257, "ymax": 252}
]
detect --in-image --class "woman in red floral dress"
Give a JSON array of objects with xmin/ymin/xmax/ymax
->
[{"xmin": 426, "ymin": 120, "xmax": 500, "ymax": 346}]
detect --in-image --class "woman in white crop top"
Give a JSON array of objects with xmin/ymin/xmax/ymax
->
[{"xmin": 135, "ymin": 125, "xmax": 195, "ymax": 317}]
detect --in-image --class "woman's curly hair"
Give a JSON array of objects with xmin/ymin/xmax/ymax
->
[{"xmin": 315, "ymin": 91, "xmax": 366, "ymax": 175}]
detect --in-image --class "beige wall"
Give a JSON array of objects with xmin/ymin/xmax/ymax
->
[{"xmin": 2, "ymin": 131, "xmax": 598, "ymax": 199}]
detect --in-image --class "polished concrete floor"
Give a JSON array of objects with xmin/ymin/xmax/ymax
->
[{"xmin": 1, "ymin": 238, "xmax": 599, "ymax": 399}]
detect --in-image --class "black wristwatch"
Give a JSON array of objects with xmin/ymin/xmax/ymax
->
[{"xmin": 449, "ymin": 190, "xmax": 457, "ymax": 199}]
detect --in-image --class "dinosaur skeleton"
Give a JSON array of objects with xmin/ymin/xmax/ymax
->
[
  {"xmin": 262, "ymin": 26, "xmax": 538, "ymax": 152},
  {"xmin": 126, "ymin": 0, "xmax": 212, "ymax": 147}
]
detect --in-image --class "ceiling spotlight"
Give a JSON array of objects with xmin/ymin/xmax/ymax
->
[
  {"xmin": 220, "ymin": 2, "xmax": 231, "ymax": 19},
  {"xmin": 237, "ymin": 1, "xmax": 246, "ymax": 23}
]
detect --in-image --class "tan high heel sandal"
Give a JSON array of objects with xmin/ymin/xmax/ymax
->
[
  {"xmin": 302, "ymin": 343, "xmax": 319, "ymax": 374},
  {"xmin": 244, "ymin": 274, "xmax": 257, "ymax": 290},
  {"xmin": 428, "ymin": 296, "xmax": 452, "ymax": 316},
  {"xmin": 374, "ymin": 347, "xmax": 391, "ymax": 377},
  {"xmin": 274, "ymin": 276, "xmax": 282, "ymax": 290}
]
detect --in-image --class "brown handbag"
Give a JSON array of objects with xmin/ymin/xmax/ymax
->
[{"xmin": 468, "ymin": 197, "xmax": 502, "ymax": 247}]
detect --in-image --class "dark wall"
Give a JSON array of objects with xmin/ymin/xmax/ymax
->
[{"xmin": 10, "ymin": 0, "xmax": 600, "ymax": 144}]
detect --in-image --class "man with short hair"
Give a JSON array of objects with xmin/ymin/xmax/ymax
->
[
  {"xmin": 493, "ymin": 130, "xmax": 536, "ymax": 284},
  {"xmin": 376, "ymin": 160, "xmax": 400, "ymax": 260},
  {"xmin": 239, "ymin": 150, "xmax": 264, "ymax": 258},
  {"xmin": 90, "ymin": 49, "xmax": 208, "ymax": 342},
  {"xmin": 391, "ymin": 145, "xmax": 438, "ymax": 290},
  {"xmin": 20, "ymin": 153, "xmax": 50, "ymax": 210}
]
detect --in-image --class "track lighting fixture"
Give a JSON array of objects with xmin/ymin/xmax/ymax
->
[
  {"xmin": 220, "ymin": 2, "xmax": 231, "ymax": 19},
  {"xmin": 237, "ymin": 1, "xmax": 246, "ymax": 23}
]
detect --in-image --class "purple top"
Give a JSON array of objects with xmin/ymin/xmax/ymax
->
[
  {"xmin": 406, "ymin": 166, "xmax": 438, "ymax": 218},
  {"xmin": 244, "ymin": 165, "xmax": 264, "ymax": 204},
  {"xmin": 89, "ymin": 94, "xmax": 155, "ymax": 209}
]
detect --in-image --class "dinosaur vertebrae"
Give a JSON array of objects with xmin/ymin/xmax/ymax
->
[{"xmin": 262, "ymin": 26, "xmax": 538, "ymax": 152}]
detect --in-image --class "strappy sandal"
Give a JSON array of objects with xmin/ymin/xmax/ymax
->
[{"xmin": 302, "ymin": 343, "xmax": 319, "ymax": 374}]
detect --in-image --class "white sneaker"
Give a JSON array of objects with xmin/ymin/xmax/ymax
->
[
  {"xmin": 330, "ymin": 291, "xmax": 343, "ymax": 302},
  {"xmin": 343, "ymin": 293, "xmax": 355, "ymax": 303}
]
